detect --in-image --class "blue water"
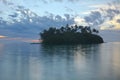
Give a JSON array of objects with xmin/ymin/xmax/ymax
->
[{"xmin": 0, "ymin": 41, "xmax": 120, "ymax": 80}]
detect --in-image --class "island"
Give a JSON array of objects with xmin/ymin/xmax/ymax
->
[{"xmin": 40, "ymin": 24, "xmax": 104, "ymax": 44}]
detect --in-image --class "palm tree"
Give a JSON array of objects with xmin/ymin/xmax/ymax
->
[
  {"xmin": 92, "ymin": 28, "xmax": 99, "ymax": 34},
  {"xmin": 60, "ymin": 26, "xmax": 65, "ymax": 33}
]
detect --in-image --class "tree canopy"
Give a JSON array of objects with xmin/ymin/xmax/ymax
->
[{"xmin": 40, "ymin": 24, "xmax": 104, "ymax": 44}]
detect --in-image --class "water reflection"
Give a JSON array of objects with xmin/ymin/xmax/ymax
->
[
  {"xmin": 0, "ymin": 42, "xmax": 120, "ymax": 80},
  {"xmin": 41, "ymin": 44, "xmax": 102, "ymax": 80}
]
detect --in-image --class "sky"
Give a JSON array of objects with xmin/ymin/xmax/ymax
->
[{"xmin": 0, "ymin": 0, "xmax": 120, "ymax": 42}]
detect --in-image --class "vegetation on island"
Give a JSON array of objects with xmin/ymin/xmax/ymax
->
[{"xmin": 40, "ymin": 24, "xmax": 104, "ymax": 44}]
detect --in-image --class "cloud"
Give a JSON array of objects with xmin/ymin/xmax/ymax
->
[
  {"xmin": 102, "ymin": 15, "xmax": 120, "ymax": 30},
  {"xmin": 99, "ymin": 3, "xmax": 120, "ymax": 30},
  {"xmin": 9, "ymin": 13, "xmax": 18, "ymax": 18},
  {"xmin": 0, "ymin": 0, "xmax": 14, "ymax": 5},
  {"xmin": 73, "ymin": 1, "xmax": 120, "ymax": 30},
  {"xmin": 65, "ymin": 7, "xmax": 74, "ymax": 12},
  {"xmin": 82, "ymin": 1, "xmax": 120, "ymax": 30},
  {"xmin": 106, "ymin": 8, "xmax": 120, "ymax": 19},
  {"xmin": 41, "ymin": 0, "xmax": 63, "ymax": 3},
  {"xmin": 41, "ymin": 0, "xmax": 48, "ymax": 3},
  {"xmin": 0, "ymin": 6, "xmax": 75, "ymax": 38},
  {"xmin": 54, "ymin": 0, "xmax": 63, "ymax": 2},
  {"xmin": 41, "ymin": 0, "xmax": 81, "ymax": 3},
  {"xmin": 89, "ymin": 4, "xmax": 107, "ymax": 8},
  {"xmin": 81, "ymin": 11, "xmax": 91, "ymax": 15},
  {"xmin": 0, "ymin": 15, "xmax": 74, "ymax": 38},
  {"xmin": 116, "ymin": 19, "xmax": 120, "ymax": 23},
  {"xmin": 1, "ymin": 0, "xmax": 120, "ymax": 40},
  {"xmin": 17, "ymin": 5, "xmax": 25, "ymax": 9},
  {"xmin": 74, "ymin": 16, "xmax": 87, "ymax": 26},
  {"xmin": 55, "ymin": 15, "xmax": 64, "ymax": 21},
  {"xmin": 64, "ymin": 14, "xmax": 71, "ymax": 20},
  {"xmin": 84, "ymin": 11, "xmax": 103, "ymax": 27},
  {"xmin": 0, "ymin": 0, "xmax": 8, "ymax": 5},
  {"xmin": 68, "ymin": 0, "xmax": 79, "ymax": 2}
]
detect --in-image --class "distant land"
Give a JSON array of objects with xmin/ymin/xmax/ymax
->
[{"xmin": 40, "ymin": 24, "xmax": 104, "ymax": 44}]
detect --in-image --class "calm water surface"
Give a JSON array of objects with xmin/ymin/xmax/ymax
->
[{"xmin": 0, "ymin": 41, "xmax": 120, "ymax": 80}]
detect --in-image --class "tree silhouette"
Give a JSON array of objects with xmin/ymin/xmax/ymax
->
[{"xmin": 40, "ymin": 24, "xmax": 103, "ymax": 44}]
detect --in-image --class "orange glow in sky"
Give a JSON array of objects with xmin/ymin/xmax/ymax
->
[{"xmin": 0, "ymin": 35, "xmax": 6, "ymax": 38}]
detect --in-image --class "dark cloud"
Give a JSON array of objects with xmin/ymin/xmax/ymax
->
[
  {"xmin": 15, "ymin": 6, "xmax": 38, "ymax": 22},
  {"xmin": 44, "ymin": 11, "xmax": 54, "ymax": 19},
  {"xmin": 17, "ymin": 6, "xmax": 25, "ymax": 9},
  {"xmin": 64, "ymin": 14, "xmax": 71, "ymax": 20},
  {"xmin": 55, "ymin": 15, "xmax": 63, "ymax": 21},
  {"xmin": 84, "ymin": 2, "xmax": 120, "ymax": 29},
  {"xmin": 0, "ymin": 17, "xmax": 6, "ymax": 24},
  {"xmin": 7, "ymin": 2, "xmax": 14, "ymax": 5},
  {"xmin": 0, "ymin": 17, "xmax": 2, "ymax": 20},
  {"xmin": 2, "ymin": 0, "xmax": 120, "ymax": 39},
  {"xmin": 0, "ymin": 0, "xmax": 7, "ymax": 5},
  {"xmin": 9, "ymin": 13, "xmax": 18, "ymax": 18},
  {"xmin": 84, "ymin": 11, "xmax": 104, "ymax": 27},
  {"xmin": 0, "ymin": 0, "xmax": 14, "ymax": 5},
  {"xmin": 117, "ymin": 19, "xmax": 120, "ymax": 23},
  {"xmin": 0, "ymin": 15, "xmax": 74, "ymax": 38},
  {"xmin": 0, "ymin": 6, "xmax": 75, "ymax": 38},
  {"xmin": 42, "ymin": 0, "xmax": 48, "ymax": 3},
  {"xmin": 106, "ymin": 9, "xmax": 120, "ymax": 20}
]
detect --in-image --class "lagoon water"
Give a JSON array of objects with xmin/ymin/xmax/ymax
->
[{"xmin": 0, "ymin": 41, "xmax": 120, "ymax": 80}]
